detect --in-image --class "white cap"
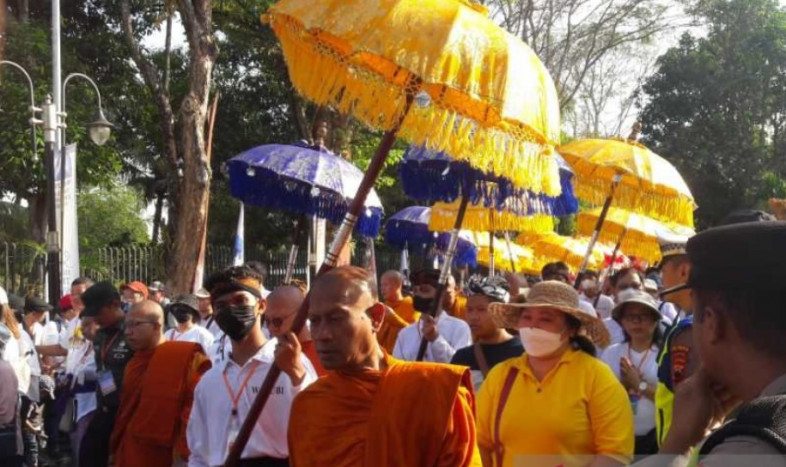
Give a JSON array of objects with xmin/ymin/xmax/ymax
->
[
  {"xmin": 0, "ymin": 286, "xmax": 7, "ymax": 306},
  {"xmin": 195, "ymin": 288, "xmax": 210, "ymax": 299},
  {"xmin": 656, "ymin": 224, "xmax": 695, "ymax": 259},
  {"xmin": 578, "ymin": 299, "xmax": 598, "ymax": 319}
]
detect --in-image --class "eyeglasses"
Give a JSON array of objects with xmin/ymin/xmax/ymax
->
[
  {"xmin": 263, "ymin": 315, "xmax": 293, "ymax": 328},
  {"xmin": 125, "ymin": 320, "xmax": 158, "ymax": 329},
  {"xmin": 621, "ymin": 313, "xmax": 655, "ymax": 323}
]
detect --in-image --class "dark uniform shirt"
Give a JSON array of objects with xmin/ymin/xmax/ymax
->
[
  {"xmin": 451, "ymin": 336, "xmax": 524, "ymax": 371},
  {"xmin": 93, "ymin": 320, "xmax": 133, "ymax": 410}
]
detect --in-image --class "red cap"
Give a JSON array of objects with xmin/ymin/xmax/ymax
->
[
  {"xmin": 59, "ymin": 294, "xmax": 73, "ymax": 312},
  {"xmin": 121, "ymin": 281, "xmax": 149, "ymax": 299}
]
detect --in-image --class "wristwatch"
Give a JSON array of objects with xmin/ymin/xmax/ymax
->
[{"xmin": 638, "ymin": 381, "xmax": 649, "ymax": 392}]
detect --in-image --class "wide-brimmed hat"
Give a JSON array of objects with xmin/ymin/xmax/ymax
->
[
  {"xmin": 24, "ymin": 296, "xmax": 53, "ymax": 314},
  {"xmin": 171, "ymin": 294, "xmax": 200, "ymax": 317},
  {"xmin": 488, "ymin": 281, "xmax": 610, "ymax": 348},
  {"xmin": 611, "ymin": 290, "xmax": 661, "ymax": 322}
]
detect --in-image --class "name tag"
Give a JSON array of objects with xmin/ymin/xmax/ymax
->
[{"xmin": 98, "ymin": 370, "xmax": 117, "ymax": 396}]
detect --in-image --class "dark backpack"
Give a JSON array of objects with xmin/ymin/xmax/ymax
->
[{"xmin": 699, "ymin": 395, "xmax": 786, "ymax": 456}]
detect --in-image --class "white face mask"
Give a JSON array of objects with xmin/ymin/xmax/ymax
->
[{"xmin": 519, "ymin": 327, "xmax": 565, "ymax": 357}]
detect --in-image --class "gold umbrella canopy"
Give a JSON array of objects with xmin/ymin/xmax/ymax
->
[
  {"xmin": 517, "ymin": 232, "xmax": 609, "ymax": 272},
  {"xmin": 429, "ymin": 200, "xmax": 555, "ymax": 233},
  {"xmin": 559, "ymin": 136, "xmax": 695, "ymax": 227},
  {"xmin": 576, "ymin": 207, "xmax": 684, "ymax": 264},
  {"xmin": 266, "ymin": 0, "xmax": 563, "ymax": 195}
]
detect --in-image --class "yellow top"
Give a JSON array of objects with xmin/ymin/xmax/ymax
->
[{"xmin": 476, "ymin": 350, "xmax": 634, "ymax": 467}]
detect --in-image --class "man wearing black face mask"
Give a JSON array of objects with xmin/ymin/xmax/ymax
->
[
  {"xmin": 163, "ymin": 295, "xmax": 215, "ymax": 352},
  {"xmin": 392, "ymin": 269, "xmax": 472, "ymax": 363},
  {"xmin": 186, "ymin": 265, "xmax": 318, "ymax": 466}
]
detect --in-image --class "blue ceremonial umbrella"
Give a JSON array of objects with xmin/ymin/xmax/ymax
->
[
  {"xmin": 384, "ymin": 206, "xmax": 477, "ymax": 267},
  {"xmin": 399, "ymin": 146, "xmax": 579, "ymax": 217},
  {"xmin": 227, "ymin": 143, "xmax": 384, "ymax": 237}
]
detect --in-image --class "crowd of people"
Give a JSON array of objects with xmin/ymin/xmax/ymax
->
[{"xmin": 0, "ymin": 212, "xmax": 785, "ymax": 466}]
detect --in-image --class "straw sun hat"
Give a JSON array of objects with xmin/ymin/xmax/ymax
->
[{"xmin": 488, "ymin": 280, "xmax": 610, "ymax": 348}]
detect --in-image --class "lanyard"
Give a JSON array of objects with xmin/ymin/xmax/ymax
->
[
  {"xmin": 100, "ymin": 331, "xmax": 121, "ymax": 366},
  {"xmin": 627, "ymin": 345, "xmax": 651, "ymax": 375},
  {"xmin": 222, "ymin": 361, "xmax": 261, "ymax": 417}
]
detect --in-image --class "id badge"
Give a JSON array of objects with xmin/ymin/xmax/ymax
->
[{"xmin": 98, "ymin": 370, "xmax": 117, "ymax": 396}]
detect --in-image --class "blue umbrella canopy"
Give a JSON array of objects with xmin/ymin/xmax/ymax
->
[
  {"xmin": 228, "ymin": 143, "xmax": 384, "ymax": 237},
  {"xmin": 399, "ymin": 146, "xmax": 578, "ymax": 217},
  {"xmin": 384, "ymin": 206, "xmax": 477, "ymax": 267}
]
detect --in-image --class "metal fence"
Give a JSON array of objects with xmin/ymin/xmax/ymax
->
[{"xmin": 1, "ymin": 241, "xmax": 421, "ymax": 296}]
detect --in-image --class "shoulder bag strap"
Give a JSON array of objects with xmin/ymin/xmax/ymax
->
[
  {"xmin": 473, "ymin": 343, "xmax": 491, "ymax": 377},
  {"xmin": 494, "ymin": 367, "xmax": 519, "ymax": 467}
]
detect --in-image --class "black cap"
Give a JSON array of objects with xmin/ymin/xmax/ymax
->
[
  {"xmin": 8, "ymin": 293, "xmax": 25, "ymax": 312},
  {"xmin": 720, "ymin": 209, "xmax": 776, "ymax": 225},
  {"xmin": 171, "ymin": 294, "xmax": 199, "ymax": 315},
  {"xmin": 679, "ymin": 221, "xmax": 786, "ymax": 292},
  {"xmin": 24, "ymin": 296, "xmax": 52, "ymax": 313},
  {"xmin": 81, "ymin": 281, "xmax": 121, "ymax": 317}
]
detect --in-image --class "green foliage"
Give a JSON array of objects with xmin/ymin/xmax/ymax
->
[
  {"xmin": 640, "ymin": 0, "xmax": 786, "ymax": 227},
  {"xmin": 77, "ymin": 185, "xmax": 149, "ymax": 251}
]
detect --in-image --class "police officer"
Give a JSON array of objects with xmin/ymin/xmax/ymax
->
[
  {"xmin": 78, "ymin": 282, "xmax": 133, "ymax": 467},
  {"xmin": 639, "ymin": 222, "xmax": 786, "ymax": 465}
]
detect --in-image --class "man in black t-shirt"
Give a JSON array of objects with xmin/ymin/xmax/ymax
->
[
  {"xmin": 78, "ymin": 282, "xmax": 134, "ymax": 467},
  {"xmin": 451, "ymin": 276, "xmax": 523, "ymax": 390}
]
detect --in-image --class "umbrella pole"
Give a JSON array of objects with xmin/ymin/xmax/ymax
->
[
  {"xmin": 504, "ymin": 232, "xmax": 517, "ymax": 274},
  {"xmin": 284, "ymin": 217, "xmax": 306, "ymax": 283},
  {"xmin": 593, "ymin": 228, "xmax": 626, "ymax": 309},
  {"xmin": 224, "ymin": 88, "xmax": 418, "ymax": 467},
  {"xmin": 574, "ymin": 175, "xmax": 621, "ymax": 288},
  {"xmin": 489, "ymin": 231, "xmax": 495, "ymax": 276},
  {"xmin": 416, "ymin": 193, "xmax": 470, "ymax": 362}
]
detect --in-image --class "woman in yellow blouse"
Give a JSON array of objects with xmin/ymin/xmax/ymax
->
[{"xmin": 477, "ymin": 281, "xmax": 634, "ymax": 467}]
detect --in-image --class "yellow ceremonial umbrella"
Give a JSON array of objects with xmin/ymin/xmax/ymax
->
[
  {"xmin": 558, "ymin": 124, "xmax": 695, "ymax": 280},
  {"xmin": 576, "ymin": 207, "xmax": 674, "ymax": 264},
  {"xmin": 517, "ymin": 232, "xmax": 609, "ymax": 272},
  {"xmin": 470, "ymin": 231, "xmax": 540, "ymax": 275},
  {"xmin": 266, "ymin": 0, "xmax": 562, "ymax": 195}
]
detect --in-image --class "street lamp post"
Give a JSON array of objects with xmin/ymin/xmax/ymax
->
[{"xmin": 0, "ymin": 60, "xmax": 112, "ymax": 304}]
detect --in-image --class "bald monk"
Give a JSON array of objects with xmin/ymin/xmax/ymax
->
[
  {"xmin": 288, "ymin": 266, "xmax": 481, "ymax": 466},
  {"xmin": 265, "ymin": 286, "xmax": 326, "ymax": 376},
  {"xmin": 380, "ymin": 270, "xmax": 419, "ymax": 324},
  {"xmin": 110, "ymin": 301, "xmax": 211, "ymax": 467},
  {"xmin": 442, "ymin": 273, "xmax": 468, "ymax": 321}
]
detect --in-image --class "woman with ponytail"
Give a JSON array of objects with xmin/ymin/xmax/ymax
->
[{"xmin": 476, "ymin": 281, "xmax": 634, "ymax": 467}]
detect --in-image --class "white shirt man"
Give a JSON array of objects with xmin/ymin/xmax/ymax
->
[
  {"xmin": 187, "ymin": 338, "xmax": 317, "ymax": 466},
  {"xmin": 393, "ymin": 312, "xmax": 472, "ymax": 363},
  {"xmin": 580, "ymin": 292, "xmax": 615, "ymax": 320}
]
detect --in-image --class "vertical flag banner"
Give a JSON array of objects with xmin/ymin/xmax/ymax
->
[
  {"xmin": 55, "ymin": 144, "xmax": 79, "ymax": 295},
  {"xmin": 233, "ymin": 204, "xmax": 245, "ymax": 266}
]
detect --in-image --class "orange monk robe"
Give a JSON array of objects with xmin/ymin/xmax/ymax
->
[
  {"xmin": 385, "ymin": 296, "xmax": 420, "ymax": 324},
  {"xmin": 447, "ymin": 294, "xmax": 468, "ymax": 321},
  {"xmin": 301, "ymin": 339, "xmax": 326, "ymax": 377},
  {"xmin": 110, "ymin": 342, "xmax": 211, "ymax": 467},
  {"xmin": 376, "ymin": 307, "xmax": 409, "ymax": 354},
  {"xmin": 288, "ymin": 353, "xmax": 481, "ymax": 467}
]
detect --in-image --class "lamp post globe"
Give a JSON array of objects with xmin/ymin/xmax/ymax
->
[{"xmin": 87, "ymin": 110, "xmax": 113, "ymax": 146}]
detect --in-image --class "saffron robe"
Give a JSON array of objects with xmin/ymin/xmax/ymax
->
[
  {"xmin": 288, "ymin": 353, "xmax": 481, "ymax": 466},
  {"xmin": 110, "ymin": 341, "xmax": 211, "ymax": 466},
  {"xmin": 376, "ymin": 308, "xmax": 409, "ymax": 354},
  {"xmin": 385, "ymin": 296, "xmax": 420, "ymax": 324}
]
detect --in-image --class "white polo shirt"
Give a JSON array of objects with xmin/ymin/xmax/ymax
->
[
  {"xmin": 165, "ymin": 326, "xmax": 215, "ymax": 353},
  {"xmin": 187, "ymin": 338, "xmax": 317, "ymax": 466},
  {"xmin": 392, "ymin": 311, "xmax": 472, "ymax": 363}
]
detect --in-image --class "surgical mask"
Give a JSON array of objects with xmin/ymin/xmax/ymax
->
[
  {"xmin": 413, "ymin": 295, "xmax": 437, "ymax": 314},
  {"xmin": 519, "ymin": 327, "xmax": 564, "ymax": 357},
  {"xmin": 215, "ymin": 305, "xmax": 257, "ymax": 341},
  {"xmin": 580, "ymin": 279, "xmax": 597, "ymax": 290}
]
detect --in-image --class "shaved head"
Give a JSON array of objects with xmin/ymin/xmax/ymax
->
[
  {"xmin": 380, "ymin": 270, "xmax": 404, "ymax": 303},
  {"xmin": 125, "ymin": 300, "xmax": 164, "ymax": 351},
  {"xmin": 309, "ymin": 266, "xmax": 385, "ymax": 371},
  {"xmin": 265, "ymin": 286, "xmax": 305, "ymax": 338}
]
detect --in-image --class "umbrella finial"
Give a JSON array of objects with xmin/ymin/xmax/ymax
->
[{"xmin": 627, "ymin": 122, "xmax": 643, "ymax": 142}]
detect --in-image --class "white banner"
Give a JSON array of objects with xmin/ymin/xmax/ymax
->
[{"xmin": 54, "ymin": 144, "xmax": 79, "ymax": 296}]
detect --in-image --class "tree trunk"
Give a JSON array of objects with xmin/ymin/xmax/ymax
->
[
  {"xmin": 151, "ymin": 190, "xmax": 165, "ymax": 244},
  {"xmin": 167, "ymin": 0, "xmax": 218, "ymax": 294}
]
